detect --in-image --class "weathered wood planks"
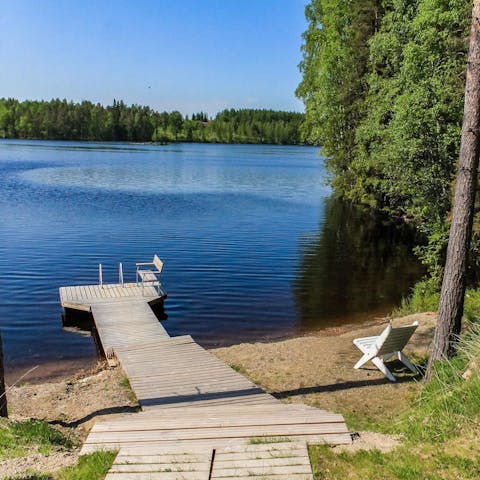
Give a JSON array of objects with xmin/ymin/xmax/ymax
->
[
  {"xmin": 104, "ymin": 441, "xmax": 314, "ymax": 480},
  {"xmin": 114, "ymin": 336, "xmax": 276, "ymax": 410},
  {"xmin": 81, "ymin": 403, "xmax": 350, "ymax": 455}
]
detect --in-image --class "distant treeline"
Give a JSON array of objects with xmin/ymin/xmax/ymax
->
[{"xmin": 0, "ymin": 98, "xmax": 305, "ymax": 145}]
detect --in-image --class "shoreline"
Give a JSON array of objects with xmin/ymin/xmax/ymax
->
[
  {"xmin": 4, "ymin": 312, "xmax": 401, "ymax": 386},
  {"xmin": 6, "ymin": 312, "xmax": 431, "ymax": 390}
]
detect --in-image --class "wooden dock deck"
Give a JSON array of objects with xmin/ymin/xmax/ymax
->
[{"xmin": 60, "ymin": 277, "xmax": 351, "ymax": 478}]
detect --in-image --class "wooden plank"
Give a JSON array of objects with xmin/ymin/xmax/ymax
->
[
  {"xmin": 85, "ymin": 425, "xmax": 350, "ymax": 445},
  {"xmin": 109, "ymin": 464, "xmax": 210, "ymax": 473},
  {"xmin": 115, "ymin": 455, "xmax": 211, "ymax": 464},
  {"xmin": 211, "ymin": 476, "xmax": 311, "ymax": 480},
  {"xmin": 92, "ymin": 415, "xmax": 345, "ymax": 432},
  {"xmin": 211, "ymin": 464, "xmax": 312, "ymax": 476},
  {"xmin": 105, "ymin": 474, "xmax": 208, "ymax": 480},
  {"xmin": 82, "ymin": 433, "xmax": 352, "ymax": 455}
]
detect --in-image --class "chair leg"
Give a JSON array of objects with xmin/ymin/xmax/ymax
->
[
  {"xmin": 372, "ymin": 357, "xmax": 396, "ymax": 382},
  {"xmin": 354, "ymin": 353, "xmax": 374, "ymax": 369},
  {"xmin": 397, "ymin": 351, "xmax": 418, "ymax": 373},
  {"xmin": 382, "ymin": 352, "xmax": 395, "ymax": 362}
]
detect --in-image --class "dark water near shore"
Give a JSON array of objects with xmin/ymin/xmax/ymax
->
[{"xmin": 0, "ymin": 140, "xmax": 423, "ymax": 380}]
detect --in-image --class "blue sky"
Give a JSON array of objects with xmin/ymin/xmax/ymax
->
[{"xmin": 0, "ymin": 0, "xmax": 308, "ymax": 116}]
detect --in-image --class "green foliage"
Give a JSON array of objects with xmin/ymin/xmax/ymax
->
[
  {"xmin": 296, "ymin": 0, "xmax": 382, "ymax": 189},
  {"xmin": 0, "ymin": 419, "xmax": 73, "ymax": 459},
  {"xmin": 0, "ymin": 98, "xmax": 304, "ymax": 145},
  {"xmin": 297, "ymin": 0, "xmax": 471, "ymax": 276},
  {"xmin": 353, "ymin": 0, "xmax": 469, "ymax": 226}
]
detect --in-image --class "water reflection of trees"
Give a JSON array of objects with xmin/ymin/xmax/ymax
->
[{"xmin": 294, "ymin": 197, "xmax": 424, "ymax": 330}]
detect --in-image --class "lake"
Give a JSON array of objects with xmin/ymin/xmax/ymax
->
[{"xmin": 0, "ymin": 140, "xmax": 422, "ymax": 381}]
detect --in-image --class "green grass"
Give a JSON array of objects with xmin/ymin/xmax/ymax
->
[
  {"xmin": 394, "ymin": 278, "xmax": 440, "ymax": 316},
  {"xmin": 229, "ymin": 363, "xmax": 248, "ymax": 375},
  {"xmin": 395, "ymin": 281, "xmax": 480, "ymax": 323},
  {"xmin": 397, "ymin": 325, "xmax": 480, "ymax": 443},
  {"xmin": 309, "ymin": 444, "xmax": 480, "ymax": 480},
  {"xmin": 341, "ymin": 410, "xmax": 393, "ymax": 435},
  {"xmin": 118, "ymin": 376, "xmax": 137, "ymax": 403},
  {"xmin": 0, "ymin": 419, "xmax": 74, "ymax": 459},
  {"xmin": 5, "ymin": 451, "xmax": 117, "ymax": 480},
  {"xmin": 56, "ymin": 451, "xmax": 117, "ymax": 480}
]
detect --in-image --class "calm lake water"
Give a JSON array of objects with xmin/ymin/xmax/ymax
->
[{"xmin": 0, "ymin": 140, "xmax": 422, "ymax": 380}]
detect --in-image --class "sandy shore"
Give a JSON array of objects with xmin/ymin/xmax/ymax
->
[{"xmin": 212, "ymin": 312, "xmax": 435, "ymax": 423}]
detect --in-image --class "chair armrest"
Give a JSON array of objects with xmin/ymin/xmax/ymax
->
[
  {"xmin": 353, "ymin": 336, "xmax": 378, "ymax": 350},
  {"xmin": 353, "ymin": 335, "xmax": 379, "ymax": 344},
  {"xmin": 136, "ymin": 262, "xmax": 155, "ymax": 267}
]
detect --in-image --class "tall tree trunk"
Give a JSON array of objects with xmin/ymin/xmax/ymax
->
[
  {"xmin": 426, "ymin": 0, "xmax": 480, "ymax": 380},
  {"xmin": 0, "ymin": 330, "xmax": 7, "ymax": 417}
]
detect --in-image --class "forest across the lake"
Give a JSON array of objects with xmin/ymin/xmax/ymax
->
[{"xmin": 0, "ymin": 98, "xmax": 305, "ymax": 145}]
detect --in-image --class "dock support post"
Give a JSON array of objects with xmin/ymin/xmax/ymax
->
[
  {"xmin": 99, "ymin": 263, "xmax": 103, "ymax": 288},
  {"xmin": 0, "ymin": 329, "xmax": 7, "ymax": 417},
  {"xmin": 119, "ymin": 262, "xmax": 124, "ymax": 286}
]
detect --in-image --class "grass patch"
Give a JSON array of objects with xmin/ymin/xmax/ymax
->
[
  {"xmin": 309, "ymin": 443, "xmax": 480, "ymax": 480},
  {"xmin": 394, "ymin": 278, "xmax": 440, "ymax": 316},
  {"xmin": 341, "ymin": 411, "xmax": 393, "ymax": 434},
  {"xmin": 396, "ymin": 326, "xmax": 480, "ymax": 443},
  {"xmin": 311, "ymin": 442, "xmax": 480, "ymax": 480},
  {"xmin": 5, "ymin": 451, "xmax": 117, "ymax": 480},
  {"xmin": 56, "ymin": 451, "xmax": 117, "ymax": 480},
  {"xmin": 229, "ymin": 363, "xmax": 248, "ymax": 375},
  {"xmin": 0, "ymin": 419, "xmax": 73, "ymax": 459},
  {"xmin": 118, "ymin": 376, "xmax": 137, "ymax": 403},
  {"xmin": 464, "ymin": 289, "xmax": 480, "ymax": 322},
  {"xmin": 395, "ymin": 281, "xmax": 480, "ymax": 323}
]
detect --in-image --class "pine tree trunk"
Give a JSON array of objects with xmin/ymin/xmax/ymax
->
[
  {"xmin": 426, "ymin": 0, "xmax": 480, "ymax": 380},
  {"xmin": 0, "ymin": 330, "xmax": 7, "ymax": 417}
]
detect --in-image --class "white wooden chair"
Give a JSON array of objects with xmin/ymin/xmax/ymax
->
[
  {"xmin": 353, "ymin": 321, "xmax": 419, "ymax": 382},
  {"xmin": 136, "ymin": 254, "xmax": 164, "ymax": 295}
]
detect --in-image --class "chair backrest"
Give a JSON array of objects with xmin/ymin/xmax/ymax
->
[
  {"xmin": 153, "ymin": 254, "xmax": 164, "ymax": 273},
  {"xmin": 375, "ymin": 321, "xmax": 418, "ymax": 356}
]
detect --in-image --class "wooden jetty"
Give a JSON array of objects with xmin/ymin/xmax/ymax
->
[{"xmin": 60, "ymin": 258, "xmax": 350, "ymax": 479}]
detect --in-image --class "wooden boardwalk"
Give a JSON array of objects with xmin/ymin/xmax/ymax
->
[
  {"xmin": 60, "ymin": 278, "xmax": 350, "ymax": 478},
  {"xmin": 105, "ymin": 441, "xmax": 315, "ymax": 480}
]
